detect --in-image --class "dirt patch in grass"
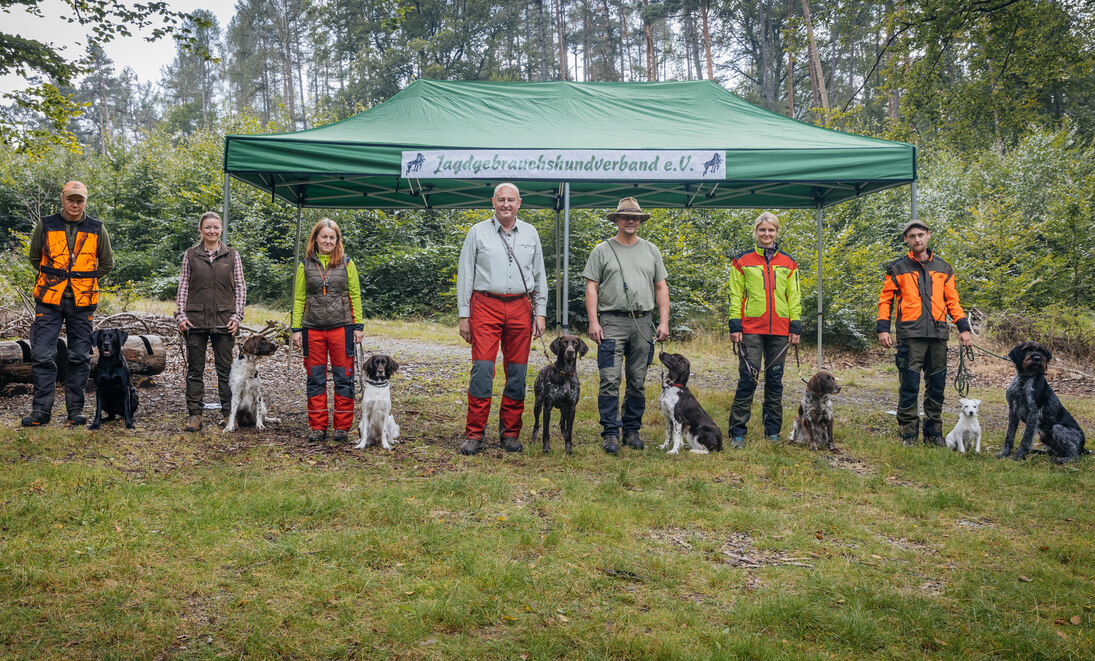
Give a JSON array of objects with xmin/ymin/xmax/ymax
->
[
  {"xmin": 646, "ymin": 528, "xmax": 816, "ymax": 569},
  {"xmin": 827, "ymin": 454, "xmax": 876, "ymax": 476},
  {"xmin": 955, "ymin": 518, "xmax": 995, "ymax": 529},
  {"xmin": 879, "ymin": 534, "xmax": 939, "ymax": 553}
]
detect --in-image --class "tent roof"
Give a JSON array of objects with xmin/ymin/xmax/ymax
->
[{"xmin": 224, "ymin": 79, "xmax": 915, "ymax": 210}]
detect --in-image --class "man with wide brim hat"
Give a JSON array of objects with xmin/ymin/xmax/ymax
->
[
  {"xmin": 22, "ymin": 180, "xmax": 114, "ymax": 428},
  {"xmin": 583, "ymin": 197, "xmax": 669, "ymax": 454}
]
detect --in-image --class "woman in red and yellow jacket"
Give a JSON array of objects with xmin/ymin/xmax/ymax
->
[{"xmin": 727, "ymin": 212, "xmax": 802, "ymax": 448}]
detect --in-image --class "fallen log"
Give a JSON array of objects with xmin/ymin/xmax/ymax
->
[{"xmin": 0, "ymin": 335, "xmax": 166, "ymax": 385}]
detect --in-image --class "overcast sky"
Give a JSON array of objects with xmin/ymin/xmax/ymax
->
[{"xmin": 1, "ymin": 0, "xmax": 237, "ymax": 95}]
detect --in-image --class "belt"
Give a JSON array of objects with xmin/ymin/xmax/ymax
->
[
  {"xmin": 600, "ymin": 309, "xmax": 651, "ymax": 317},
  {"xmin": 475, "ymin": 290, "xmax": 527, "ymax": 302}
]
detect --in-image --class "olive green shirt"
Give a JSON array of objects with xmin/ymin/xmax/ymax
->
[{"xmin": 582, "ymin": 237, "xmax": 667, "ymax": 313}]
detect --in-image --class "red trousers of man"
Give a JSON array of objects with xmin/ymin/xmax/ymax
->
[
  {"xmin": 303, "ymin": 327, "xmax": 355, "ymax": 431},
  {"xmin": 466, "ymin": 292, "xmax": 531, "ymax": 441}
]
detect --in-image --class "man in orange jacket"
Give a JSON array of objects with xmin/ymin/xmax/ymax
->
[{"xmin": 877, "ymin": 220, "xmax": 971, "ymax": 446}]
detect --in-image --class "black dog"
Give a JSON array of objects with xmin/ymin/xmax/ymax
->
[
  {"xmin": 88, "ymin": 328, "xmax": 139, "ymax": 430},
  {"xmin": 657, "ymin": 352, "xmax": 723, "ymax": 453},
  {"xmin": 999, "ymin": 341, "xmax": 1086, "ymax": 463},
  {"xmin": 531, "ymin": 335, "xmax": 588, "ymax": 454}
]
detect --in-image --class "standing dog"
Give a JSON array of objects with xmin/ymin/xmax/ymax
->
[
  {"xmin": 998, "ymin": 341, "xmax": 1086, "ymax": 462},
  {"xmin": 531, "ymin": 335, "xmax": 588, "ymax": 454},
  {"xmin": 945, "ymin": 398, "xmax": 982, "ymax": 453},
  {"xmin": 224, "ymin": 334, "xmax": 279, "ymax": 432},
  {"xmin": 355, "ymin": 354, "xmax": 400, "ymax": 449},
  {"xmin": 657, "ymin": 352, "xmax": 723, "ymax": 454},
  {"xmin": 88, "ymin": 328, "xmax": 139, "ymax": 430},
  {"xmin": 788, "ymin": 372, "xmax": 841, "ymax": 451}
]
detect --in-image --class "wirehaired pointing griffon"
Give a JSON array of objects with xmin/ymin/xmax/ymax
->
[
  {"xmin": 998, "ymin": 341, "xmax": 1086, "ymax": 463},
  {"xmin": 657, "ymin": 352, "xmax": 723, "ymax": 454},
  {"xmin": 355, "ymin": 354, "xmax": 401, "ymax": 450},
  {"xmin": 789, "ymin": 372, "xmax": 842, "ymax": 452},
  {"xmin": 224, "ymin": 334, "xmax": 279, "ymax": 432},
  {"xmin": 531, "ymin": 335, "xmax": 588, "ymax": 455}
]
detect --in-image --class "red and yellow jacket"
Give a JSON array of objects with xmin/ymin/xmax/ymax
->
[
  {"xmin": 728, "ymin": 247, "xmax": 802, "ymax": 336},
  {"xmin": 877, "ymin": 250, "xmax": 970, "ymax": 341},
  {"xmin": 33, "ymin": 214, "xmax": 102, "ymax": 308}
]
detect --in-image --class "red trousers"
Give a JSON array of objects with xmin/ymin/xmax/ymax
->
[
  {"xmin": 466, "ymin": 292, "xmax": 531, "ymax": 440},
  {"xmin": 303, "ymin": 327, "xmax": 355, "ymax": 431}
]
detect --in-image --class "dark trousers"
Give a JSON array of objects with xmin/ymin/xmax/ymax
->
[
  {"xmin": 729, "ymin": 334, "xmax": 788, "ymax": 438},
  {"xmin": 895, "ymin": 339, "xmax": 948, "ymax": 439},
  {"xmin": 185, "ymin": 330, "xmax": 235, "ymax": 415},
  {"xmin": 30, "ymin": 298, "xmax": 94, "ymax": 415}
]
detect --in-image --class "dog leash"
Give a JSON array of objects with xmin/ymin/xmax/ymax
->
[
  {"xmin": 953, "ymin": 344, "xmax": 976, "ymax": 398},
  {"xmin": 354, "ymin": 342, "xmax": 367, "ymax": 402}
]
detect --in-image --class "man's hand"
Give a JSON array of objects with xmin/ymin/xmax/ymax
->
[
  {"xmin": 226, "ymin": 319, "xmax": 239, "ymax": 334},
  {"xmin": 655, "ymin": 321, "xmax": 669, "ymax": 342},
  {"xmin": 531, "ymin": 315, "xmax": 546, "ymax": 338},
  {"xmin": 353, "ymin": 329, "xmax": 364, "ymax": 344},
  {"xmin": 458, "ymin": 317, "xmax": 471, "ymax": 344},
  {"xmin": 292, "ymin": 331, "xmax": 303, "ymax": 350},
  {"xmin": 730, "ymin": 332, "xmax": 742, "ymax": 343},
  {"xmin": 588, "ymin": 319, "xmax": 603, "ymax": 344},
  {"xmin": 177, "ymin": 319, "xmax": 193, "ymax": 333},
  {"xmin": 958, "ymin": 330, "xmax": 972, "ymax": 348},
  {"xmin": 789, "ymin": 333, "xmax": 800, "ymax": 346},
  {"xmin": 878, "ymin": 332, "xmax": 893, "ymax": 348}
]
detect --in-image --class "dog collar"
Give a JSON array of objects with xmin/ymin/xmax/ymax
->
[
  {"xmin": 552, "ymin": 365, "xmax": 576, "ymax": 377},
  {"xmin": 365, "ymin": 379, "xmax": 389, "ymax": 387},
  {"xmin": 666, "ymin": 382, "xmax": 685, "ymax": 388}
]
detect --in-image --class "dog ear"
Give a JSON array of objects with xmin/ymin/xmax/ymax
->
[
  {"xmin": 1007, "ymin": 343, "xmax": 1025, "ymax": 367},
  {"xmin": 388, "ymin": 356, "xmax": 399, "ymax": 373},
  {"xmin": 119, "ymin": 330, "xmax": 129, "ymax": 346},
  {"xmin": 549, "ymin": 336, "xmax": 562, "ymax": 355},
  {"xmin": 1039, "ymin": 345, "xmax": 1052, "ymax": 363},
  {"xmin": 577, "ymin": 338, "xmax": 588, "ymax": 357}
]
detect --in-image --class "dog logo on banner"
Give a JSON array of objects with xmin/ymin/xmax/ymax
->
[
  {"xmin": 702, "ymin": 152, "xmax": 723, "ymax": 177},
  {"xmin": 405, "ymin": 152, "xmax": 426, "ymax": 175}
]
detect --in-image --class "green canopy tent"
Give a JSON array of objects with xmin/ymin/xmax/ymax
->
[{"xmin": 223, "ymin": 79, "xmax": 917, "ymax": 367}]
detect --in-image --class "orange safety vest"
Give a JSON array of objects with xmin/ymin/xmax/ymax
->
[{"xmin": 33, "ymin": 214, "xmax": 102, "ymax": 308}]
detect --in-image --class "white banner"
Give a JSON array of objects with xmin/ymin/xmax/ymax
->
[{"xmin": 401, "ymin": 149, "xmax": 725, "ymax": 180}]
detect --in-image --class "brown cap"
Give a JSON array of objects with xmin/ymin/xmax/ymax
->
[
  {"xmin": 61, "ymin": 181, "xmax": 88, "ymax": 199},
  {"xmin": 607, "ymin": 197, "xmax": 650, "ymax": 222},
  {"xmin": 902, "ymin": 219, "xmax": 928, "ymax": 235}
]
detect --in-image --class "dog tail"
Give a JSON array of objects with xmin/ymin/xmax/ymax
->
[{"xmin": 138, "ymin": 335, "xmax": 153, "ymax": 355}]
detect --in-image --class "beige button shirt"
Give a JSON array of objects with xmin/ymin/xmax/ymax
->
[{"xmin": 457, "ymin": 216, "xmax": 548, "ymax": 317}]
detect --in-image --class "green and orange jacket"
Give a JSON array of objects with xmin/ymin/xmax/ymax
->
[
  {"xmin": 728, "ymin": 246, "xmax": 802, "ymax": 336},
  {"xmin": 876, "ymin": 250, "xmax": 970, "ymax": 341}
]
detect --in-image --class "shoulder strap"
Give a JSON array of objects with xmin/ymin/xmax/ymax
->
[{"xmin": 494, "ymin": 219, "xmax": 532, "ymax": 299}]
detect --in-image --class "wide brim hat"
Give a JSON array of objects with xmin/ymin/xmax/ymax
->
[{"xmin": 606, "ymin": 196, "xmax": 650, "ymax": 222}]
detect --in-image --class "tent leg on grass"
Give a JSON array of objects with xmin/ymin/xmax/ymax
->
[
  {"xmin": 223, "ymin": 173, "xmax": 230, "ymax": 241},
  {"xmin": 554, "ymin": 207, "xmax": 561, "ymax": 329},
  {"xmin": 288, "ymin": 204, "xmax": 303, "ymax": 366},
  {"xmin": 562, "ymin": 183, "xmax": 571, "ymax": 332},
  {"xmin": 816, "ymin": 202, "xmax": 824, "ymax": 372}
]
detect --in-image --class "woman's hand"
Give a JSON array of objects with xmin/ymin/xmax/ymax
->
[
  {"xmin": 227, "ymin": 319, "xmax": 239, "ymax": 334},
  {"xmin": 353, "ymin": 329, "xmax": 363, "ymax": 344},
  {"xmin": 730, "ymin": 332, "xmax": 743, "ymax": 343},
  {"xmin": 177, "ymin": 319, "xmax": 192, "ymax": 333},
  {"xmin": 292, "ymin": 331, "xmax": 302, "ymax": 349},
  {"xmin": 789, "ymin": 333, "xmax": 800, "ymax": 346}
]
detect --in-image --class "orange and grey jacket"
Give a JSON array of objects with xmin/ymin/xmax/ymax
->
[
  {"xmin": 876, "ymin": 250, "xmax": 970, "ymax": 341},
  {"xmin": 32, "ymin": 214, "xmax": 104, "ymax": 308},
  {"xmin": 728, "ymin": 246, "xmax": 802, "ymax": 336}
]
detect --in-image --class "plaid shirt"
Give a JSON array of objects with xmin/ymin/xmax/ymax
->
[{"xmin": 174, "ymin": 244, "xmax": 247, "ymax": 324}]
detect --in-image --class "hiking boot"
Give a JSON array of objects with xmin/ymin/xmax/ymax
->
[
  {"xmin": 67, "ymin": 412, "xmax": 87, "ymax": 427},
  {"xmin": 623, "ymin": 431, "xmax": 644, "ymax": 450},
  {"xmin": 184, "ymin": 415, "xmax": 202, "ymax": 432},
  {"xmin": 603, "ymin": 435, "xmax": 619, "ymax": 455},
  {"xmin": 333, "ymin": 429, "xmax": 349, "ymax": 442},
  {"xmin": 766, "ymin": 434, "xmax": 781, "ymax": 443},
  {"xmin": 501, "ymin": 437, "xmax": 523, "ymax": 453},
  {"xmin": 460, "ymin": 437, "xmax": 483, "ymax": 455},
  {"xmin": 901, "ymin": 435, "xmax": 918, "ymax": 447},
  {"xmin": 307, "ymin": 429, "xmax": 327, "ymax": 443},
  {"xmin": 730, "ymin": 436, "xmax": 746, "ymax": 449},
  {"xmin": 925, "ymin": 435, "xmax": 946, "ymax": 447},
  {"xmin": 21, "ymin": 410, "xmax": 51, "ymax": 427}
]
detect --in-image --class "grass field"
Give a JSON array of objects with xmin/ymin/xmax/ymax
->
[{"xmin": 1, "ymin": 320, "xmax": 1093, "ymax": 659}]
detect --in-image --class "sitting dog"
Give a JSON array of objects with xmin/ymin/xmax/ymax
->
[
  {"xmin": 945, "ymin": 398, "xmax": 982, "ymax": 453},
  {"xmin": 88, "ymin": 328, "xmax": 139, "ymax": 430},
  {"xmin": 788, "ymin": 371, "xmax": 842, "ymax": 451},
  {"xmin": 998, "ymin": 341, "xmax": 1086, "ymax": 462},
  {"xmin": 531, "ymin": 335, "xmax": 588, "ymax": 454},
  {"xmin": 224, "ymin": 334, "xmax": 280, "ymax": 432},
  {"xmin": 355, "ymin": 354, "xmax": 401, "ymax": 449},
  {"xmin": 657, "ymin": 351, "xmax": 723, "ymax": 454}
]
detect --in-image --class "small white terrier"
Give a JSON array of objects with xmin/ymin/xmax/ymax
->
[{"xmin": 945, "ymin": 398, "xmax": 982, "ymax": 453}]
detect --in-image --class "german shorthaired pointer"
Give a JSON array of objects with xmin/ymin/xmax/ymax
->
[
  {"xmin": 999, "ymin": 341, "xmax": 1086, "ymax": 462},
  {"xmin": 531, "ymin": 335, "xmax": 588, "ymax": 454}
]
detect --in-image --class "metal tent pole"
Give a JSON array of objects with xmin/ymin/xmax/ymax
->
[
  {"xmin": 222, "ymin": 173, "xmax": 230, "ymax": 242},
  {"xmin": 288, "ymin": 204, "xmax": 303, "ymax": 366},
  {"xmin": 911, "ymin": 181, "xmax": 918, "ymax": 222},
  {"xmin": 562, "ymin": 183, "xmax": 571, "ymax": 331},
  {"xmin": 816, "ymin": 202, "xmax": 824, "ymax": 372},
  {"xmin": 555, "ymin": 208, "xmax": 561, "ymax": 328}
]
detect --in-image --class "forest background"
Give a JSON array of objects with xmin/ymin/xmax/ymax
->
[{"xmin": 2, "ymin": 0, "xmax": 1095, "ymax": 350}]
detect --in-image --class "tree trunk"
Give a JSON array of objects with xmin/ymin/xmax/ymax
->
[
  {"xmin": 556, "ymin": 0, "xmax": 570, "ymax": 80},
  {"xmin": 537, "ymin": 0, "xmax": 550, "ymax": 80},
  {"xmin": 788, "ymin": 0, "xmax": 795, "ymax": 116},
  {"xmin": 886, "ymin": 0, "xmax": 898, "ymax": 119},
  {"xmin": 701, "ymin": 0, "xmax": 714, "ymax": 80},
  {"xmin": 0, "ymin": 336, "xmax": 166, "ymax": 384},
  {"xmin": 643, "ymin": 0, "xmax": 655, "ymax": 81},
  {"xmin": 800, "ymin": 0, "xmax": 829, "ymax": 113}
]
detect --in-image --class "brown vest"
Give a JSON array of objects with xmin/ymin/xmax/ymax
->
[
  {"xmin": 302, "ymin": 255, "xmax": 354, "ymax": 329},
  {"xmin": 184, "ymin": 243, "xmax": 238, "ymax": 328}
]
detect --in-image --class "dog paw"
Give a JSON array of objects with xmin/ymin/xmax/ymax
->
[
  {"xmin": 88, "ymin": 423, "xmax": 100, "ymax": 431},
  {"xmin": 125, "ymin": 423, "xmax": 135, "ymax": 430},
  {"xmin": 1012, "ymin": 452, "xmax": 1027, "ymax": 461},
  {"xmin": 689, "ymin": 448, "xmax": 710, "ymax": 454},
  {"xmin": 666, "ymin": 448, "xmax": 680, "ymax": 455},
  {"xmin": 255, "ymin": 423, "xmax": 265, "ymax": 430},
  {"xmin": 352, "ymin": 441, "xmax": 366, "ymax": 450},
  {"xmin": 995, "ymin": 450, "xmax": 1010, "ymax": 459}
]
